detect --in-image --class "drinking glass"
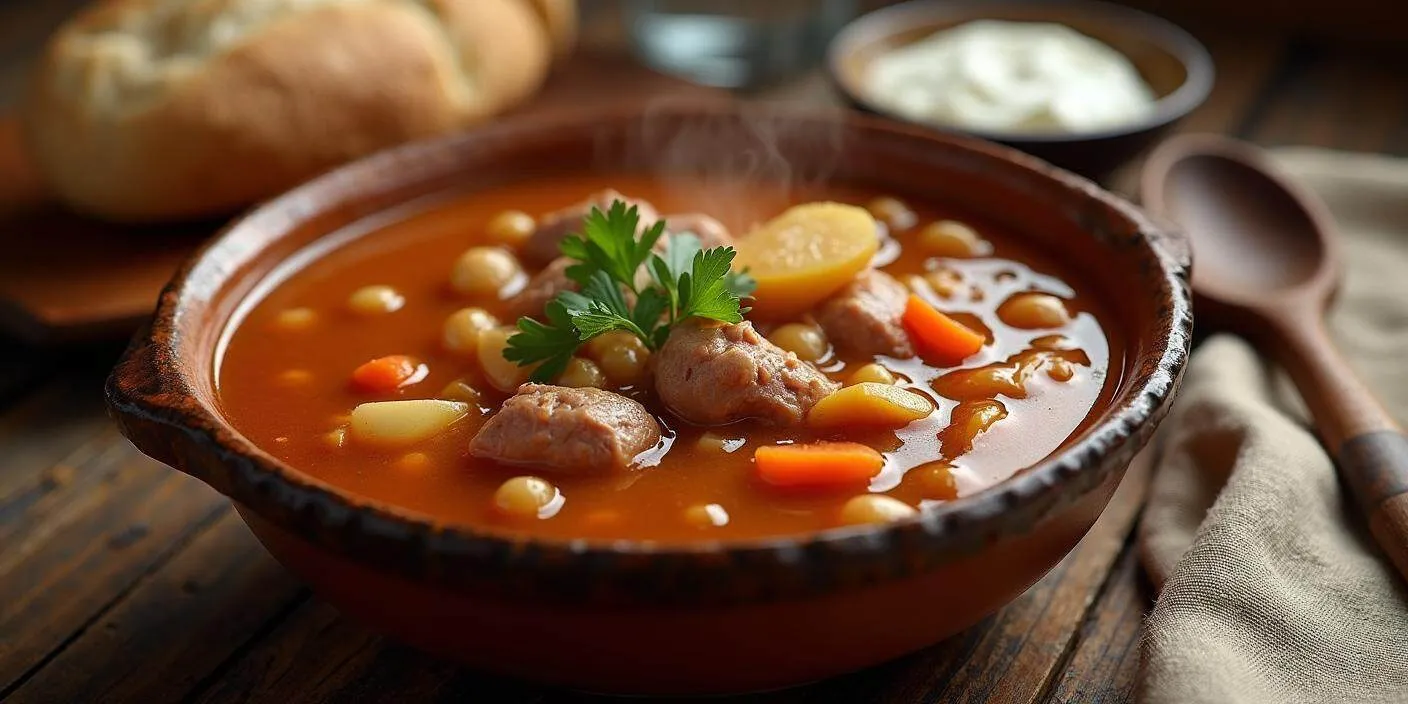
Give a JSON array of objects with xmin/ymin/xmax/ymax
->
[{"xmin": 624, "ymin": 0, "xmax": 859, "ymax": 90}]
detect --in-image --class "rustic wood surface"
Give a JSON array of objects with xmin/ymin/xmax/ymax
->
[{"xmin": 2, "ymin": 1, "xmax": 1407, "ymax": 702}]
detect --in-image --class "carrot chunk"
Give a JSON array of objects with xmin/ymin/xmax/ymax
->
[
  {"xmin": 351, "ymin": 355, "xmax": 427, "ymax": 393},
  {"xmin": 901, "ymin": 294, "xmax": 985, "ymax": 362},
  {"xmin": 755, "ymin": 442, "xmax": 884, "ymax": 490}
]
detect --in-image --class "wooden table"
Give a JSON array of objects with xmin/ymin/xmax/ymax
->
[{"xmin": 3, "ymin": 4, "xmax": 1408, "ymax": 702}]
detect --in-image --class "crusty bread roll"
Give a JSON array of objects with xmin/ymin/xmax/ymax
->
[
  {"xmin": 526, "ymin": 0, "xmax": 578, "ymax": 57},
  {"xmin": 22, "ymin": 0, "xmax": 568, "ymax": 222}
]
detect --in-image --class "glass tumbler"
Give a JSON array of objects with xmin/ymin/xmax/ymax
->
[{"xmin": 624, "ymin": 0, "xmax": 860, "ymax": 90}]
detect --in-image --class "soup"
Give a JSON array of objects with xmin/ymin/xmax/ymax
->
[{"xmin": 218, "ymin": 174, "xmax": 1119, "ymax": 543}]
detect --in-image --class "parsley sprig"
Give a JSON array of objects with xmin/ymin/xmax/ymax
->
[{"xmin": 504, "ymin": 200, "xmax": 757, "ymax": 382}]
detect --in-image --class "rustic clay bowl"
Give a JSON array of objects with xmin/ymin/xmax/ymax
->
[
  {"xmin": 106, "ymin": 103, "xmax": 1191, "ymax": 695},
  {"xmin": 828, "ymin": 0, "xmax": 1215, "ymax": 181}
]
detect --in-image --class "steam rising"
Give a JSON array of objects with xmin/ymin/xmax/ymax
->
[{"xmin": 596, "ymin": 97, "xmax": 850, "ymax": 228}]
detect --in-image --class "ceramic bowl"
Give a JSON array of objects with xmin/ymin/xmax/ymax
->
[
  {"xmin": 106, "ymin": 103, "xmax": 1191, "ymax": 696},
  {"xmin": 828, "ymin": 0, "xmax": 1215, "ymax": 181}
]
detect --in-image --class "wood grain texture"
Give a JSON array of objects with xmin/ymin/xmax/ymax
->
[
  {"xmin": 0, "ymin": 377, "xmax": 110, "ymax": 501},
  {"xmin": 0, "ymin": 382, "xmax": 231, "ymax": 696},
  {"xmin": 1049, "ymin": 550, "xmax": 1146, "ymax": 704},
  {"xmin": 4, "ymin": 511, "xmax": 305, "ymax": 704}
]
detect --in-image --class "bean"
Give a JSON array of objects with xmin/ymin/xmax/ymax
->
[
  {"xmin": 925, "ymin": 268, "xmax": 966, "ymax": 298},
  {"xmin": 684, "ymin": 503, "xmax": 730, "ymax": 528},
  {"xmin": 439, "ymin": 378, "xmax": 483, "ymax": 405},
  {"xmin": 486, "ymin": 210, "xmax": 536, "ymax": 247},
  {"xmin": 493, "ymin": 476, "xmax": 563, "ymax": 520},
  {"xmin": 839, "ymin": 495, "xmax": 917, "ymax": 526},
  {"xmin": 909, "ymin": 462, "xmax": 958, "ymax": 500},
  {"xmin": 451, "ymin": 247, "xmax": 523, "ymax": 297},
  {"xmin": 347, "ymin": 285, "xmax": 405, "ymax": 315},
  {"xmin": 478, "ymin": 327, "xmax": 532, "ymax": 391},
  {"xmin": 395, "ymin": 452, "xmax": 430, "ymax": 471},
  {"xmin": 274, "ymin": 307, "xmax": 317, "ymax": 331},
  {"xmin": 277, "ymin": 369, "xmax": 313, "ymax": 387},
  {"xmin": 442, "ymin": 307, "xmax": 499, "ymax": 354},
  {"xmin": 997, "ymin": 292, "xmax": 1071, "ymax": 329},
  {"xmin": 919, "ymin": 220, "xmax": 989, "ymax": 258},
  {"xmin": 558, "ymin": 357, "xmax": 606, "ymax": 389},
  {"xmin": 587, "ymin": 331, "xmax": 650, "ymax": 385},
  {"xmin": 866, "ymin": 196, "xmax": 917, "ymax": 231},
  {"xmin": 769, "ymin": 323, "xmax": 829, "ymax": 362},
  {"xmin": 697, "ymin": 433, "xmax": 745, "ymax": 453}
]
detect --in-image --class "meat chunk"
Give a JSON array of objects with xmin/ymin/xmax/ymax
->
[
  {"xmin": 506, "ymin": 257, "xmax": 574, "ymax": 320},
  {"xmin": 523, "ymin": 190, "xmax": 659, "ymax": 266},
  {"xmin": 470, "ymin": 384, "xmax": 661, "ymax": 473},
  {"xmin": 816, "ymin": 269, "xmax": 915, "ymax": 359},
  {"xmin": 660, "ymin": 213, "xmax": 733, "ymax": 250},
  {"xmin": 654, "ymin": 320, "xmax": 839, "ymax": 427}
]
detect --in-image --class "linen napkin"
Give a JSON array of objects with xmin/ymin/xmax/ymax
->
[{"xmin": 1137, "ymin": 147, "xmax": 1408, "ymax": 704}]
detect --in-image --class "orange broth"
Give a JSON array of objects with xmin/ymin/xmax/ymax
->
[{"xmin": 217, "ymin": 174, "xmax": 1121, "ymax": 543}]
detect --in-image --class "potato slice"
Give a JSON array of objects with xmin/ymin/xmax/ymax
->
[
  {"xmin": 349, "ymin": 400, "xmax": 470, "ymax": 447},
  {"xmin": 734, "ymin": 202, "xmax": 880, "ymax": 319},
  {"xmin": 808, "ymin": 382, "xmax": 932, "ymax": 429}
]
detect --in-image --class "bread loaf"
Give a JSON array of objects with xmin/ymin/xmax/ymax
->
[
  {"xmin": 526, "ymin": 0, "xmax": 578, "ymax": 57},
  {"xmin": 22, "ymin": 0, "xmax": 569, "ymax": 222}
]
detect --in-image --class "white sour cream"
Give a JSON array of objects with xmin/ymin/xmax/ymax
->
[{"xmin": 865, "ymin": 20, "xmax": 1158, "ymax": 135}]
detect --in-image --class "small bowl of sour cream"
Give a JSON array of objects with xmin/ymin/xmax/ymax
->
[{"xmin": 828, "ymin": 0, "xmax": 1214, "ymax": 181}]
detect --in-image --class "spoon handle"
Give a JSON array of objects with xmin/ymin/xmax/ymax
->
[{"xmin": 1272, "ymin": 315, "xmax": 1408, "ymax": 581}]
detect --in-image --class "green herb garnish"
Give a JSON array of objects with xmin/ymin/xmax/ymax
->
[{"xmin": 504, "ymin": 200, "xmax": 756, "ymax": 382}]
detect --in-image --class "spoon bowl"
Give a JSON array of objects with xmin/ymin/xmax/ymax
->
[
  {"xmin": 1142, "ymin": 133, "xmax": 1408, "ymax": 584},
  {"xmin": 1144, "ymin": 136, "xmax": 1337, "ymax": 309}
]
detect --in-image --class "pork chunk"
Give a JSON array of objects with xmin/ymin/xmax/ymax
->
[
  {"xmin": 470, "ymin": 384, "xmax": 661, "ymax": 473},
  {"xmin": 654, "ymin": 320, "xmax": 839, "ymax": 427},
  {"xmin": 506, "ymin": 257, "xmax": 575, "ymax": 320},
  {"xmin": 816, "ymin": 269, "xmax": 915, "ymax": 359},
  {"xmin": 660, "ymin": 213, "xmax": 733, "ymax": 250},
  {"xmin": 523, "ymin": 190, "xmax": 659, "ymax": 266}
]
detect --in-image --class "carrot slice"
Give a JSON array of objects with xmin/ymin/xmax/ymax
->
[
  {"xmin": 351, "ymin": 355, "xmax": 427, "ymax": 393},
  {"xmin": 755, "ymin": 442, "xmax": 884, "ymax": 490},
  {"xmin": 902, "ymin": 294, "xmax": 985, "ymax": 362}
]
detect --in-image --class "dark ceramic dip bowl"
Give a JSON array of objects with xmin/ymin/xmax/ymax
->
[
  {"xmin": 828, "ymin": 0, "xmax": 1215, "ymax": 182},
  {"xmin": 106, "ymin": 103, "xmax": 1191, "ymax": 696}
]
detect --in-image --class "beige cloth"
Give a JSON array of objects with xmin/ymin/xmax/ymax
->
[{"xmin": 1137, "ymin": 148, "xmax": 1408, "ymax": 704}]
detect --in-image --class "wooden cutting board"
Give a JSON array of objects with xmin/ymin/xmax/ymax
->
[{"xmin": 0, "ymin": 52, "xmax": 727, "ymax": 346}]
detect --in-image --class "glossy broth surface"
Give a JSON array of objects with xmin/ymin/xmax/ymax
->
[{"xmin": 218, "ymin": 174, "xmax": 1120, "ymax": 543}]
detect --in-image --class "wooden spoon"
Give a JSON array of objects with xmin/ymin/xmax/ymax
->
[{"xmin": 1142, "ymin": 133, "xmax": 1408, "ymax": 581}]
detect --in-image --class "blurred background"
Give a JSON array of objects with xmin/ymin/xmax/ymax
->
[{"xmin": 3, "ymin": 0, "xmax": 1407, "ymax": 108}]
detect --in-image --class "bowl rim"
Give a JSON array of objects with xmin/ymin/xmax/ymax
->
[
  {"xmin": 106, "ymin": 102, "xmax": 1191, "ymax": 603},
  {"xmin": 826, "ymin": 0, "xmax": 1216, "ymax": 144}
]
